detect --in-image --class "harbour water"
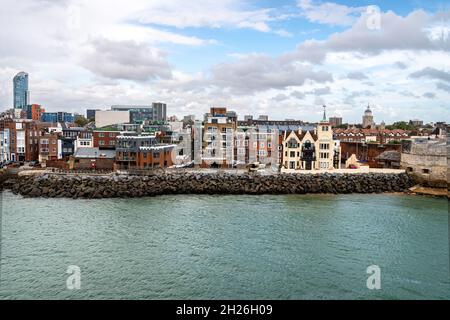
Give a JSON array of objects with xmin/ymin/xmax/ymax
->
[{"xmin": 0, "ymin": 191, "xmax": 448, "ymax": 299}]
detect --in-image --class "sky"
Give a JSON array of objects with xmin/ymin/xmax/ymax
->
[{"xmin": 0, "ymin": 0, "xmax": 449, "ymax": 123}]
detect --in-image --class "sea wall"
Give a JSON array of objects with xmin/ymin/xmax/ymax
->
[{"xmin": 1, "ymin": 172, "xmax": 417, "ymax": 199}]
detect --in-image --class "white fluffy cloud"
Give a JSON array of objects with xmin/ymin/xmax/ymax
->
[{"xmin": 0, "ymin": 0, "xmax": 449, "ymax": 124}]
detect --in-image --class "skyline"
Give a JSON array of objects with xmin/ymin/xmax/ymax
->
[{"xmin": 0, "ymin": 0, "xmax": 449, "ymax": 123}]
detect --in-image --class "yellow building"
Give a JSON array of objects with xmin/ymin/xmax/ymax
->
[{"xmin": 281, "ymin": 107, "xmax": 341, "ymax": 172}]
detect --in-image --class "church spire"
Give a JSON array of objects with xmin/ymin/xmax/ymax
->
[{"xmin": 322, "ymin": 105, "xmax": 327, "ymax": 122}]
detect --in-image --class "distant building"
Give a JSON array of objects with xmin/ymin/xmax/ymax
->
[
  {"xmin": 13, "ymin": 72, "xmax": 29, "ymax": 109},
  {"xmin": 257, "ymin": 115, "xmax": 269, "ymax": 121},
  {"xmin": 25, "ymin": 104, "xmax": 45, "ymax": 121},
  {"xmin": 86, "ymin": 109, "xmax": 99, "ymax": 120},
  {"xmin": 329, "ymin": 116, "xmax": 343, "ymax": 127},
  {"xmin": 409, "ymin": 119, "xmax": 423, "ymax": 127},
  {"xmin": 42, "ymin": 112, "xmax": 74, "ymax": 124},
  {"xmin": 111, "ymin": 102, "xmax": 167, "ymax": 123},
  {"xmin": 95, "ymin": 110, "xmax": 130, "ymax": 128},
  {"xmin": 244, "ymin": 115, "xmax": 253, "ymax": 121},
  {"xmin": 362, "ymin": 105, "xmax": 375, "ymax": 128},
  {"xmin": 151, "ymin": 102, "xmax": 167, "ymax": 122},
  {"xmin": 333, "ymin": 128, "xmax": 410, "ymax": 144}
]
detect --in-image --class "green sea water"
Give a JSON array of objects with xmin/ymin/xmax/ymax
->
[{"xmin": 0, "ymin": 191, "xmax": 448, "ymax": 299}]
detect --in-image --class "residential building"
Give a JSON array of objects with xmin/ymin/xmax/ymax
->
[
  {"xmin": 38, "ymin": 132, "xmax": 61, "ymax": 163},
  {"xmin": 201, "ymin": 107, "xmax": 237, "ymax": 168},
  {"xmin": 0, "ymin": 118, "xmax": 39, "ymax": 162},
  {"xmin": 25, "ymin": 104, "xmax": 45, "ymax": 121},
  {"xmin": 13, "ymin": 72, "xmax": 29, "ymax": 109},
  {"xmin": 115, "ymin": 134, "xmax": 175, "ymax": 169},
  {"xmin": 333, "ymin": 128, "xmax": 410, "ymax": 144},
  {"xmin": 74, "ymin": 132, "xmax": 93, "ymax": 152},
  {"xmin": 93, "ymin": 130, "xmax": 120, "ymax": 149},
  {"xmin": 136, "ymin": 144, "xmax": 175, "ymax": 169},
  {"xmin": 281, "ymin": 108, "xmax": 341, "ymax": 172},
  {"xmin": 329, "ymin": 116, "xmax": 343, "ymax": 127}
]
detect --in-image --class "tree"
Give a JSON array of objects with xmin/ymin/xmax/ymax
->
[
  {"xmin": 75, "ymin": 116, "xmax": 89, "ymax": 127},
  {"xmin": 334, "ymin": 123, "xmax": 349, "ymax": 129},
  {"xmin": 386, "ymin": 121, "xmax": 413, "ymax": 131}
]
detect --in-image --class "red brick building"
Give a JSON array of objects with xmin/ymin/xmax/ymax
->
[
  {"xmin": 0, "ymin": 118, "xmax": 40, "ymax": 162},
  {"xmin": 136, "ymin": 145, "xmax": 175, "ymax": 169},
  {"xmin": 39, "ymin": 132, "xmax": 60, "ymax": 162},
  {"xmin": 92, "ymin": 130, "xmax": 120, "ymax": 149},
  {"xmin": 340, "ymin": 141, "xmax": 402, "ymax": 168},
  {"xmin": 333, "ymin": 128, "xmax": 410, "ymax": 144}
]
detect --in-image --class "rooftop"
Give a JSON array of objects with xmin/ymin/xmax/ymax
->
[{"xmin": 74, "ymin": 147, "xmax": 116, "ymax": 159}]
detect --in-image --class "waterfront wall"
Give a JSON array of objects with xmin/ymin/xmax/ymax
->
[
  {"xmin": 401, "ymin": 139, "xmax": 447, "ymax": 188},
  {"xmin": 1, "ymin": 172, "xmax": 417, "ymax": 199}
]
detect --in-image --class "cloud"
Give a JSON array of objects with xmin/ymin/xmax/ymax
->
[
  {"xmin": 436, "ymin": 82, "xmax": 450, "ymax": 92},
  {"xmin": 209, "ymin": 54, "xmax": 333, "ymax": 94},
  {"xmin": 297, "ymin": 0, "xmax": 365, "ymax": 26},
  {"xmin": 308, "ymin": 86, "xmax": 331, "ymax": 95},
  {"xmin": 394, "ymin": 61, "xmax": 408, "ymax": 69},
  {"xmin": 133, "ymin": 0, "xmax": 286, "ymax": 33},
  {"xmin": 423, "ymin": 92, "xmax": 436, "ymax": 99},
  {"xmin": 346, "ymin": 71, "xmax": 368, "ymax": 80},
  {"xmin": 291, "ymin": 91, "xmax": 306, "ymax": 99},
  {"xmin": 288, "ymin": 10, "xmax": 450, "ymax": 63},
  {"xmin": 409, "ymin": 67, "xmax": 450, "ymax": 82},
  {"xmin": 81, "ymin": 39, "xmax": 172, "ymax": 81}
]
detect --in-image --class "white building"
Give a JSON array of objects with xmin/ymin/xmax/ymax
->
[
  {"xmin": 95, "ymin": 110, "xmax": 130, "ymax": 128},
  {"xmin": 281, "ymin": 108, "xmax": 341, "ymax": 172}
]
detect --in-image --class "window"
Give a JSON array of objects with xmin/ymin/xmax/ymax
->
[
  {"xmin": 320, "ymin": 152, "xmax": 329, "ymax": 159},
  {"xmin": 99, "ymin": 133, "xmax": 105, "ymax": 138},
  {"xmin": 109, "ymin": 141, "xmax": 115, "ymax": 146},
  {"xmin": 99, "ymin": 140, "xmax": 105, "ymax": 146},
  {"xmin": 422, "ymin": 169, "xmax": 430, "ymax": 174},
  {"xmin": 109, "ymin": 133, "xmax": 115, "ymax": 137},
  {"xmin": 320, "ymin": 143, "xmax": 329, "ymax": 150},
  {"xmin": 290, "ymin": 151, "xmax": 295, "ymax": 157}
]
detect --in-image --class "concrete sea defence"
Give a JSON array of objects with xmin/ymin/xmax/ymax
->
[{"xmin": 1, "ymin": 171, "xmax": 418, "ymax": 199}]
